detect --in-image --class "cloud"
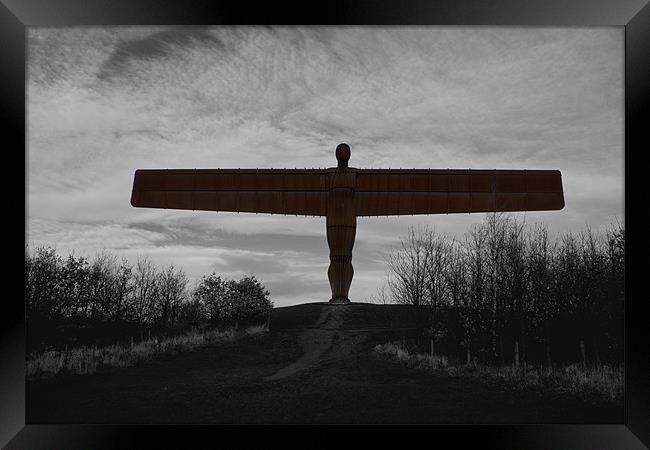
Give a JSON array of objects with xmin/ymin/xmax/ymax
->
[
  {"xmin": 97, "ymin": 27, "xmax": 229, "ymax": 81},
  {"xmin": 26, "ymin": 27, "xmax": 624, "ymax": 306}
]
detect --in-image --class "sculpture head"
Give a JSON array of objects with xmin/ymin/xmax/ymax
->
[{"xmin": 336, "ymin": 143, "xmax": 350, "ymax": 168}]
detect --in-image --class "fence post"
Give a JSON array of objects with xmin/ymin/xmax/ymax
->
[
  {"xmin": 514, "ymin": 340, "xmax": 520, "ymax": 369},
  {"xmin": 580, "ymin": 340, "xmax": 587, "ymax": 368}
]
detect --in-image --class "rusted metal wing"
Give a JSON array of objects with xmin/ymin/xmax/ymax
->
[
  {"xmin": 131, "ymin": 169, "xmax": 329, "ymax": 216},
  {"xmin": 354, "ymin": 169, "xmax": 564, "ymax": 216}
]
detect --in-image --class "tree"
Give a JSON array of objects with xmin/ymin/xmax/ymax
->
[
  {"xmin": 603, "ymin": 223, "xmax": 624, "ymax": 359},
  {"xmin": 551, "ymin": 232, "xmax": 582, "ymax": 364},
  {"xmin": 226, "ymin": 275, "xmax": 273, "ymax": 327},
  {"xmin": 577, "ymin": 227, "xmax": 609, "ymax": 365},
  {"xmin": 56, "ymin": 252, "xmax": 90, "ymax": 321},
  {"xmin": 386, "ymin": 226, "xmax": 431, "ymax": 307},
  {"xmin": 444, "ymin": 239, "xmax": 467, "ymax": 309},
  {"xmin": 111, "ymin": 259, "xmax": 134, "ymax": 323},
  {"xmin": 526, "ymin": 223, "xmax": 556, "ymax": 366},
  {"xmin": 501, "ymin": 216, "xmax": 527, "ymax": 366},
  {"xmin": 463, "ymin": 223, "xmax": 488, "ymax": 364},
  {"xmin": 194, "ymin": 273, "xmax": 272, "ymax": 327},
  {"xmin": 422, "ymin": 228, "xmax": 452, "ymax": 353},
  {"xmin": 131, "ymin": 257, "xmax": 158, "ymax": 325},
  {"xmin": 423, "ymin": 228, "xmax": 451, "ymax": 309},
  {"xmin": 368, "ymin": 283, "xmax": 392, "ymax": 305},
  {"xmin": 152, "ymin": 265, "xmax": 188, "ymax": 328},
  {"xmin": 483, "ymin": 213, "xmax": 510, "ymax": 364},
  {"xmin": 87, "ymin": 251, "xmax": 118, "ymax": 321},
  {"xmin": 177, "ymin": 296, "xmax": 207, "ymax": 327},
  {"xmin": 25, "ymin": 246, "xmax": 64, "ymax": 321},
  {"xmin": 193, "ymin": 273, "xmax": 228, "ymax": 324}
]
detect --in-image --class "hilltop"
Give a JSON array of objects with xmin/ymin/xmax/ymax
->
[{"xmin": 27, "ymin": 302, "xmax": 621, "ymax": 424}]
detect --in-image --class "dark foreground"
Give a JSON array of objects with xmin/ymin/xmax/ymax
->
[{"xmin": 27, "ymin": 303, "xmax": 622, "ymax": 424}]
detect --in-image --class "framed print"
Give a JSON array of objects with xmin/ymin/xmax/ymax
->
[{"xmin": 2, "ymin": 0, "xmax": 649, "ymax": 448}]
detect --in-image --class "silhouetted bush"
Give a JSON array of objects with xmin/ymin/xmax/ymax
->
[{"xmin": 194, "ymin": 273, "xmax": 272, "ymax": 328}]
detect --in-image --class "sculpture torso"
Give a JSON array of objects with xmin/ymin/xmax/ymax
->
[{"xmin": 326, "ymin": 144, "xmax": 357, "ymax": 303}]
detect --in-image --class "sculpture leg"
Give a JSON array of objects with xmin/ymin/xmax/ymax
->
[{"xmin": 326, "ymin": 219, "xmax": 356, "ymax": 304}]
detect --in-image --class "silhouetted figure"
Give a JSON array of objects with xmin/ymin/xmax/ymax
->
[{"xmin": 131, "ymin": 143, "xmax": 564, "ymax": 303}]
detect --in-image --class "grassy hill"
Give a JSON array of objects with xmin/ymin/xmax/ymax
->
[{"xmin": 27, "ymin": 302, "xmax": 622, "ymax": 424}]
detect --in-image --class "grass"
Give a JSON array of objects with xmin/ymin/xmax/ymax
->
[
  {"xmin": 373, "ymin": 342, "xmax": 623, "ymax": 402},
  {"xmin": 27, "ymin": 325, "xmax": 269, "ymax": 380}
]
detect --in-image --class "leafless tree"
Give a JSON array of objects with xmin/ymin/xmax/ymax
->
[
  {"xmin": 501, "ymin": 216, "xmax": 527, "ymax": 367},
  {"xmin": 131, "ymin": 257, "xmax": 158, "ymax": 325},
  {"xmin": 444, "ymin": 239, "xmax": 467, "ymax": 309},
  {"xmin": 526, "ymin": 223, "xmax": 556, "ymax": 367},
  {"xmin": 577, "ymin": 227, "xmax": 608, "ymax": 366},
  {"xmin": 386, "ymin": 226, "xmax": 431, "ymax": 307},
  {"xmin": 484, "ymin": 213, "xmax": 509, "ymax": 363},
  {"xmin": 25, "ymin": 246, "xmax": 64, "ymax": 320},
  {"xmin": 87, "ymin": 251, "xmax": 119, "ymax": 321},
  {"xmin": 152, "ymin": 265, "xmax": 189, "ymax": 327},
  {"xmin": 423, "ymin": 228, "xmax": 451, "ymax": 309},
  {"xmin": 110, "ymin": 259, "xmax": 134, "ymax": 322},
  {"xmin": 368, "ymin": 283, "xmax": 392, "ymax": 305},
  {"xmin": 463, "ymin": 223, "xmax": 488, "ymax": 364}
]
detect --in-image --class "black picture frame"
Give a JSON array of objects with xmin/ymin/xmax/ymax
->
[{"xmin": 2, "ymin": 0, "xmax": 648, "ymax": 448}]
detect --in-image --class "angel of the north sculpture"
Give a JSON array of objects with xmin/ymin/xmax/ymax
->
[{"xmin": 131, "ymin": 143, "xmax": 564, "ymax": 304}]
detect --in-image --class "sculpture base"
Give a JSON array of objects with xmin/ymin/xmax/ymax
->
[{"xmin": 329, "ymin": 297, "xmax": 351, "ymax": 304}]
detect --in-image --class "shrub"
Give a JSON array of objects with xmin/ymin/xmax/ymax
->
[{"xmin": 194, "ymin": 273, "xmax": 272, "ymax": 327}]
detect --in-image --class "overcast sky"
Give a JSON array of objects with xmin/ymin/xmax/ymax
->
[{"xmin": 27, "ymin": 26, "xmax": 623, "ymax": 307}]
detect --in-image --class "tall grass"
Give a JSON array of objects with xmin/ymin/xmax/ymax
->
[
  {"xmin": 27, "ymin": 325, "xmax": 268, "ymax": 380},
  {"xmin": 373, "ymin": 342, "xmax": 623, "ymax": 402}
]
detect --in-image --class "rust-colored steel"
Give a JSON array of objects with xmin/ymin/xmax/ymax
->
[{"xmin": 131, "ymin": 143, "xmax": 564, "ymax": 304}]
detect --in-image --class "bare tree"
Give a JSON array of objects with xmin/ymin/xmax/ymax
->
[
  {"xmin": 501, "ymin": 216, "xmax": 527, "ymax": 366},
  {"xmin": 25, "ymin": 246, "xmax": 64, "ymax": 321},
  {"xmin": 368, "ymin": 283, "xmax": 392, "ymax": 305},
  {"xmin": 152, "ymin": 265, "xmax": 189, "ymax": 328},
  {"xmin": 603, "ymin": 223, "xmax": 624, "ymax": 361},
  {"xmin": 111, "ymin": 259, "xmax": 134, "ymax": 322},
  {"xmin": 463, "ymin": 223, "xmax": 487, "ymax": 364},
  {"xmin": 444, "ymin": 239, "xmax": 467, "ymax": 309},
  {"xmin": 484, "ymin": 213, "xmax": 509, "ymax": 364},
  {"xmin": 422, "ymin": 228, "xmax": 452, "ymax": 352},
  {"xmin": 386, "ymin": 226, "xmax": 431, "ymax": 307},
  {"xmin": 578, "ymin": 227, "xmax": 608, "ymax": 366},
  {"xmin": 58, "ymin": 253, "xmax": 90, "ymax": 320},
  {"xmin": 87, "ymin": 251, "xmax": 119, "ymax": 321},
  {"xmin": 526, "ymin": 223, "xmax": 556, "ymax": 367},
  {"xmin": 131, "ymin": 257, "xmax": 158, "ymax": 325},
  {"xmin": 423, "ymin": 228, "xmax": 451, "ymax": 310},
  {"xmin": 552, "ymin": 232, "xmax": 583, "ymax": 366}
]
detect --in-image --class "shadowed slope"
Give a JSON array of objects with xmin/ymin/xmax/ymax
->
[{"xmin": 27, "ymin": 303, "xmax": 622, "ymax": 424}]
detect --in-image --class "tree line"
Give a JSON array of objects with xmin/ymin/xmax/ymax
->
[
  {"xmin": 25, "ymin": 247, "xmax": 272, "ymax": 351},
  {"xmin": 383, "ymin": 214, "xmax": 624, "ymax": 367}
]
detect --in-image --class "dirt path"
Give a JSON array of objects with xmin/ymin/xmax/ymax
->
[{"xmin": 264, "ymin": 305, "xmax": 349, "ymax": 380}]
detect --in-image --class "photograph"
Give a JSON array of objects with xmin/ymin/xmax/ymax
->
[{"xmin": 23, "ymin": 25, "xmax": 627, "ymax": 426}]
